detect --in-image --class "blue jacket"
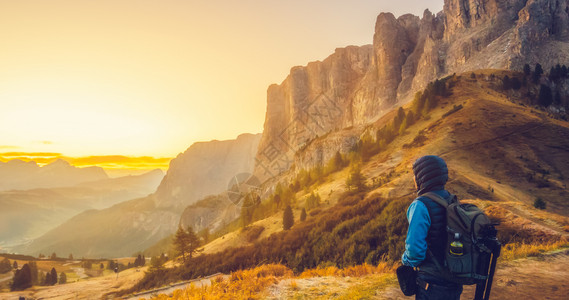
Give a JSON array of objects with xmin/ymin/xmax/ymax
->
[
  {"xmin": 402, "ymin": 189, "xmax": 450, "ymax": 267},
  {"xmin": 402, "ymin": 155, "xmax": 449, "ymax": 268}
]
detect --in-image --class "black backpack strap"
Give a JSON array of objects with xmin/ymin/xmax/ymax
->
[{"xmin": 421, "ymin": 192, "xmax": 456, "ymax": 208}]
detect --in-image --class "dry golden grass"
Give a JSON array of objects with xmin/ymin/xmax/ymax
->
[
  {"xmin": 500, "ymin": 240, "xmax": 569, "ymax": 261},
  {"xmin": 148, "ymin": 264, "xmax": 292, "ymax": 300},
  {"xmin": 299, "ymin": 262, "xmax": 395, "ymax": 278},
  {"xmin": 147, "ymin": 263, "xmax": 399, "ymax": 300}
]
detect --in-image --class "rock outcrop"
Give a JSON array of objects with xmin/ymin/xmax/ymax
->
[{"xmin": 254, "ymin": 0, "xmax": 569, "ymax": 180}]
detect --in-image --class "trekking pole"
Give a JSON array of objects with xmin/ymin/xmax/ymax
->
[
  {"xmin": 483, "ymin": 240, "xmax": 501, "ymax": 300},
  {"xmin": 474, "ymin": 248, "xmax": 492, "ymax": 300}
]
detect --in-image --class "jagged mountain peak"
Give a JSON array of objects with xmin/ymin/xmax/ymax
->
[{"xmin": 253, "ymin": 0, "xmax": 569, "ymax": 183}]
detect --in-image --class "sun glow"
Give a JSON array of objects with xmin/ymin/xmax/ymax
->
[{"xmin": 0, "ymin": 0, "xmax": 444, "ymax": 168}]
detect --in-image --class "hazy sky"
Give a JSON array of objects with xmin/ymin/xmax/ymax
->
[{"xmin": 0, "ymin": 0, "xmax": 444, "ymax": 162}]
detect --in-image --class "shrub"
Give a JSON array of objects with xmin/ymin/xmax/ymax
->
[
  {"xmin": 534, "ymin": 198, "xmax": 546, "ymax": 209},
  {"xmin": 243, "ymin": 225, "xmax": 265, "ymax": 242}
]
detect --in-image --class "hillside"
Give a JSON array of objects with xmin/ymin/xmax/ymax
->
[
  {"xmin": 16, "ymin": 134, "xmax": 261, "ymax": 258},
  {"xmin": 125, "ymin": 70, "xmax": 569, "ymax": 295},
  {"xmin": 254, "ymin": 0, "xmax": 569, "ymax": 182},
  {"xmin": 0, "ymin": 169, "xmax": 164, "ymax": 253}
]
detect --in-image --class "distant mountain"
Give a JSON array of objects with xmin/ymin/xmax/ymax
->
[
  {"xmin": 155, "ymin": 133, "xmax": 262, "ymax": 209},
  {"xmin": 0, "ymin": 159, "xmax": 108, "ymax": 191},
  {"xmin": 17, "ymin": 134, "xmax": 261, "ymax": 258},
  {"xmin": 13, "ymin": 195, "xmax": 176, "ymax": 259},
  {"xmin": 1, "ymin": 169, "xmax": 164, "ymax": 252}
]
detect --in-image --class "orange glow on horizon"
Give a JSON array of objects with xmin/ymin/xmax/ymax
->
[{"xmin": 0, "ymin": 153, "xmax": 171, "ymax": 176}]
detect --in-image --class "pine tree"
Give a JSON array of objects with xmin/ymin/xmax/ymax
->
[
  {"xmin": 49, "ymin": 268, "xmax": 57, "ymax": 285},
  {"xmin": 346, "ymin": 165, "xmax": 366, "ymax": 192},
  {"xmin": 44, "ymin": 272, "xmax": 51, "ymax": 286},
  {"xmin": 283, "ymin": 205, "xmax": 294, "ymax": 230},
  {"xmin": 300, "ymin": 207, "xmax": 307, "ymax": 222},
  {"xmin": 11, "ymin": 264, "xmax": 32, "ymax": 291},
  {"xmin": 411, "ymin": 91, "xmax": 425, "ymax": 116},
  {"xmin": 240, "ymin": 193, "xmax": 256, "ymax": 227},
  {"xmin": 0, "ymin": 258, "xmax": 11, "ymax": 273},
  {"xmin": 555, "ymin": 90, "xmax": 562, "ymax": 105},
  {"xmin": 186, "ymin": 227, "xmax": 201, "ymax": 259},
  {"xmin": 502, "ymin": 75, "xmax": 511, "ymax": 90},
  {"xmin": 538, "ymin": 84, "xmax": 553, "ymax": 107},
  {"xmin": 393, "ymin": 107, "xmax": 405, "ymax": 129},
  {"xmin": 59, "ymin": 272, "xmax": 67, "ymax": 284},
  {"xmin": 28, "ymin": 261, "xmax": 38, "ymax": 285},
  {"xmin": 523, "ymin": 64, "xmax": 531, "ymax": 76},
  {"xmin": 173, "ymin": 226, "xmax": 190, "ymax": 262},
  {"xmin": 533, "ymin": 63, "xmax": 543, "ymax": 84},
  {"xmin": 511, "ymin": 77, "xmax": 522, "ymax": 90}
]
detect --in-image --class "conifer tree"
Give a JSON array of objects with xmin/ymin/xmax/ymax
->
[
  {"xmin": 346, "ymin": 165, "xmax": 366, "ymax": 192},
  {"xmin": 11, "ymin": 263, "xmax": 32, "ymax": 291},
  {"xmin": 0, "ymin": 258, "xmax": 11, "ymax": 273},
  {"xmin": 524, "ymin": 63, "xmax": 531, "ymax": 76},
  {"xmin": 240, "ymin": 193, "xmax": 256, "ymax": 227},
  {"xmin": 502, "ymin": 75, "xmax": 511, "ymax": 90},
  {"xmin": 533, "ymin": 63, "xmax": 543, "ymax": 84},
  {"xmin": 49, "ymin": 268, "xmax": 57, "ymax": 285},
  {"xmin": 173, "ymin": 226, "xmax": 190, "ymax": 262},
  {"xmin": 44, "ymin": 272, "xmax": 51, "ymax": 286},
  {"xmin": 539, "ymin": 84, "xmax": 553, "ymax": 107},
  {"xmin": 186, "ymin": 227, "xmax": 201, "ymax": 259},
  {"xmin": 28, "ymin": 261, "xmax": 38, "ymax": 285},
  {"xmin": 283, "ymin": 205, "xmax": 294, "ymax": 230},
  {"xmin": 59, "ymin": 272, "xmax": 67, "ymax": 284}
]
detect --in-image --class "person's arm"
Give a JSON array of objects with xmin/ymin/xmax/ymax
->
[{"xmin": 401, "ymin": 199, "xmax": 431, "ymax": 267}]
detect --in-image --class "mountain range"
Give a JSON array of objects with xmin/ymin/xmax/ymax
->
[
  {"xmin": 10, "ymin": 0, "xmax": 569, "ymax": 261},
  {"xmin": 0, "ymin": 169, "xmax": 164, "ymax": 253},
  {"xmin": 13, "ymin": 133, "xmax": 261, "ymax": 258}
]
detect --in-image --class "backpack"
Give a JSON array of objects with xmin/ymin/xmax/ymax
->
[{"xmin": 419, "ymin": 192, "xmax": 499, "ymax": 285}]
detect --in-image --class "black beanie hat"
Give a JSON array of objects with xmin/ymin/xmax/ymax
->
[{"xmin": 413, "ymin": 155, "xmax": 448, "ymax": 195}]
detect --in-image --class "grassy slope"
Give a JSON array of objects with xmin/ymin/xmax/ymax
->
[{"xmin": 199, "ymin": 70, "xmax": 569, "ymax": 256}]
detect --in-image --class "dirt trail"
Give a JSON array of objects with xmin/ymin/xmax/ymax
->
[{"xmin": 377, "ymin": 250, "xmax": 569, "ymax": 300}]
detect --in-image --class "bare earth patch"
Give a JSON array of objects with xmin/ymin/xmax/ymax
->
[{"xmin": 378, "ymin": 250, "xmax": 569, "ymax": 300}]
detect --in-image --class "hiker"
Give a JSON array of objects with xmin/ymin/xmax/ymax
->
[{"xmin": 402, "ymin": 155, "xmax": 463, "ymax": 299}]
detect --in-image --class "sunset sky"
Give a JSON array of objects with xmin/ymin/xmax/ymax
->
[{"xmin": 0, "ymin": 0, "xmax": 443, "ymax": 171}]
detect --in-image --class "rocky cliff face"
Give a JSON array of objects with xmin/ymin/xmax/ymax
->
[
  {"xmin": 254, "ymin": 0, "xmax": 569, "ymax": 179},
  {"xmin": 155, "ymin": 133, "xmax": 262, "ymax": 210}
]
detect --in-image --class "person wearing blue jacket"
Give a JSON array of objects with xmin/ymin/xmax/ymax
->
[{"xmin": 402, "ymin": 155, "xmax": 463, "ymax": 299}]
